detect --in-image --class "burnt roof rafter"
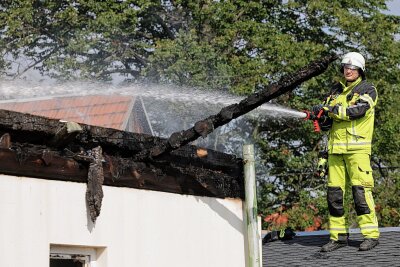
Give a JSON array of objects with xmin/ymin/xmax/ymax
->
[{"xmin": 0, "ymin": 109, "xmax": 244, "ymax": 201}]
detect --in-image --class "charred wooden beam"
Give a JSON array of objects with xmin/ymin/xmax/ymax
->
[
  {"xmin": 86, "ymin": 146, "xmax": 104, "ymax": 223},
  {"xmin": 0, "ymin": 109, "xmax": 159, "ymax": 155},
  {"xmin": 0, "ymin": 133, "xmax": 11, "ymax": 149},
  {"xmin": 0, "ymin": 142, "xmax": 244, "ymax": 199},
  {"xmin": 135, "ymin": 54, "xmax": 338, "ymax": 160},
  {"xmin": 48, "ymin": 121, "xmax": 83, "ymax": 148},
  {"xmin": 0, "ymin": 109, "xmax": 243, "ymax": 179},
  {"xmin": 0, "ymin": 114, "xmax": 244, "ymax": 198}
]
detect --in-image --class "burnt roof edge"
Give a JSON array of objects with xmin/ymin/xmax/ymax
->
[{"xmin": 0, "ymin": 109, "xmax": 244, "ymax": 199}]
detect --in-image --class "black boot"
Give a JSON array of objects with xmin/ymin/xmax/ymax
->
[
  {"xmin": 320, "ymin": 233, "xmax": 348, "ymax": 252},
  {"xmin": 359, "ymin": 238, "xmax": 379, "ymax": 251},
  {"xmin": 320, "ymin": 239, "xmax": 348, "ymax": 252}
]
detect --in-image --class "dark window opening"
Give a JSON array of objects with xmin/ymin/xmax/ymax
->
[
  {"xmin": 50, "ymin": 254, "xmax": 88, "ymax": 267},
  {"xmin": 50, "ymin": 258, "xmax": 84, "ymax": 267}
]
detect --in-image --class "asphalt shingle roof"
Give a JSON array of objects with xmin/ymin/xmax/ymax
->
[{"xmin": 263, "ymin": 228, "xmax": 400, "ymax": 267}]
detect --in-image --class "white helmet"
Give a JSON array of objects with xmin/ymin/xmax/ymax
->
[{"xmin": 341, "ymin": 52, "xmax": 365, "ymax": 72}]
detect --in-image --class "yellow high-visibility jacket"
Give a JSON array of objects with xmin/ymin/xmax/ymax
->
[{"xmin": 322, "ymin": 77, "xmax": 378, "ymax": 155}]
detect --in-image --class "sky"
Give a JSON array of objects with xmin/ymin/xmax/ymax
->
[{"xmin": 386, "ymin": 0, "xmax": 400, "ymax": 15}]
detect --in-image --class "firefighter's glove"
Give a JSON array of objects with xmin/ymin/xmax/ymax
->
[
  {"xmin": 316, "ymin": 151, "xmax": 328, "ymax": 178},
  {"xmin": 311, "ymin": 104, "xmax": 324, "ymax": 116},
  {"xmin": 317, "ymin": 158, "xmax": 327, "ymax": 176},
  {"xmin": 311, "ymin": 104, "xmax": 330, "ymax": 118},
  {"xmin": 321, "ymin": 106, "xmax": 332, "ymax": 115}
]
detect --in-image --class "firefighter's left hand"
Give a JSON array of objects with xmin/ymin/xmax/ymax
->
[
  {"xmin": 321, "ymin": 106, "xmax": 332, "ymax": 115},
  {"xmin": 315, "ymin": 151, "xmax": 328, "ymax": 177}
]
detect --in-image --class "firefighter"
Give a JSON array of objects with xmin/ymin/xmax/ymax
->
[{"xmin": 313, "ymin": 52, "xmax": 380, "ymax": 252}]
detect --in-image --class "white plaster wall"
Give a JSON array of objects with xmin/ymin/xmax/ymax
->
[{"xmin": 0, "ymin": 174, "xmax": 246, "ymax": 267}]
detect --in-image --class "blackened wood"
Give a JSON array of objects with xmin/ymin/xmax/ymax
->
[
  {"xmin": 86, "ymin": 146, "xmax": 104, "ymax": 223},
  {"xmin": 0, "ymin": 142, "xmax": 244, "ymax": 199},
  {"xmin": 0, "ymin": 109, "xmax": 159, "ymax": 155},
  {"xmin": 0, "ymin": 111, "xmax": 244, "ymax": 199},
  {"xmin": 0, "ymin": 109, "xmax": 243, "ymax": 176},
  {"xmin": 0, "ymin": 133, "xmax": 11, "ymax": 149},
  {"xmin": 49, "ymin": 121, "xmax": 83, "ymax": 148},
  {"xmin": 135, "ymin": 54, "xmax": 338, "ymax": 160}
]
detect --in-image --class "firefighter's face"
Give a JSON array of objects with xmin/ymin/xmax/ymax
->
[{"xmin": 343, "ymin": 65, "xmax": 360, "ymax": 82}]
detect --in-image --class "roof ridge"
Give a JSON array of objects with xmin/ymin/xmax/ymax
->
[{"xmin": 0, "ymin": 93, "xmax": 132, "ymax": 103}]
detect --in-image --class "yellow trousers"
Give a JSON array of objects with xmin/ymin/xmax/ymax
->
[{"xmin": 327, "ymin": 153, "xmax": 379, "ymax": 240}]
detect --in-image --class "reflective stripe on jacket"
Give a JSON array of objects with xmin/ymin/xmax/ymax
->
[{"xmin": 324, "ymin": 77, "xmax": 378, "ymax": 154}]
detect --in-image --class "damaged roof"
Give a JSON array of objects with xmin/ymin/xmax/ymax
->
[
  {"xmin": 0, "ymin": 108, "xmax": 244, "ymax": 200},
  {"xmin": 0, "ymin": 106, "xmax": 244, "ymax": 222},
  {"xmin": 262, "ymin": 227, "xmax": 400, "ymax": 267}
]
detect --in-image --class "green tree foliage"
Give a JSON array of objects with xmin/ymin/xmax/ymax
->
[
  {"xmin": 1, "ymin": 0, "xmax": 399, "ymax": 229},
  {"xmin": 0, "ymin": 0, "xmax": 167, "ymax": 80}
]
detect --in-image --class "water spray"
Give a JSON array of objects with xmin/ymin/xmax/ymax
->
[{"xmin": 0, "ymin": 79, "xmax": 308, "ymax": 120}]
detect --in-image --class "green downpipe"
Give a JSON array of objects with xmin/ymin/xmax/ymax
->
[{"xmin": 243, "ymin": 144, "xmax": 261, "ymax": 267}]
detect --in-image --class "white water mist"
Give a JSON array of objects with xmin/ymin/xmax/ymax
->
[
  {"xmin": 0, "ymin": 79, "xmax": 306, "ymax": 119},
  {"xmin": 0, "ymin": 79, "xmax": 307, "ymax": 156}
]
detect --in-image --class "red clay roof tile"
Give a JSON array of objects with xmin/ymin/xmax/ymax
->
[{"xmin": 0, "ymin": 95, "xmax": 138, "ymax": 131}]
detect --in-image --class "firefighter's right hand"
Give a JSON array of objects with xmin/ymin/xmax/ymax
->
[{"xmin": 311, "ymin": 104, "xmax": 324, "ymax": 115}]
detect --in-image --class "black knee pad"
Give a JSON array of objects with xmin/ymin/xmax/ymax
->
[
  {"xmin": 352, "ymin": 186, "xmax": 370, "ymax": 215},
  {"xmin": 327, "ymin": 187, "xmax": 344, "ymax": 217}
]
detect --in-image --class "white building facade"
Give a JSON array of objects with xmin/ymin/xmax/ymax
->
[{"xmin": 0, "ymin": 174, "xmax": 246, "ymax": 267}]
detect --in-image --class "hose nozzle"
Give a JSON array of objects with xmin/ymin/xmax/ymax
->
[{"xmin": 303, "ymin": 109, "xmax": 324, "ymax": 132}]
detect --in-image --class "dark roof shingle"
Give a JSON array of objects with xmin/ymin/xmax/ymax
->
[{"xmin": 263, "ymin": 228, "xmax": 400, "ymax": 267}]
